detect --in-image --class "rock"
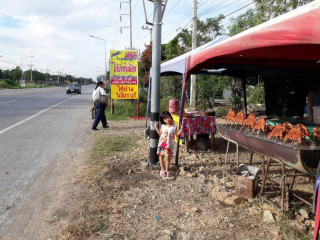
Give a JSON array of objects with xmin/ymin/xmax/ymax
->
[
  {"xmin": 186, "ymin": 173, "xmax": 198, "ymax": 178},
  {"xmin": 224, "ymin": 195, "xmax": 245, "ymax": 206},
  {"xmin": 198, "ymin": 173, "xmax": 206, "ymax": 179},
  {"xmin": 263, "ymin": 210, "xmax": 275, "ymax": 222},
  {"xmin": 190, "ymin": 207, "xmax": 201, "ymax": 213},
  {"xmin": 208, "ymin": 175, "xmax": 220, "ymax": 183},
  {"xmin": 179, "ymin": 169, "xmax": 187, "ymax": 176},
  {"xmin": 225, "ymin": 181, "xmax": 235, "ymax": 189},
  {"xmin": 295, "ymin": 214, "xmax": 305, "ymax": 223},
  {"xmin": 211, "ymin": 190, "xmax": 231, "ymax": 202},
  {"xmin": 162, "ymin": 229, "xmax": 175, "ymax": 240},
  {"xmin": 305, "ymin": 219, "xmax": 315, "ymax": 228},
  {"xmin": 288, "ymin": 220, "xmax": 307, "ymax": 234},
  {"xmin": 249, "ymin": 206, "xmax": 261, "ymax": 216},
  {"xmin": 299, "ymin": 208, "xmax": 309, "ymax": 219},
  {"xmin": 198, "ymin": 166, "xmax": 205, "ymax": 172},
  {"xmin": 271, "ymin": 229, "xmax": 283, "ymax": 240},
  {"xmin": 186, "ymin": 154, "xmax": 198, "ymax": 161},
  {"xmin": 262, "ymin": 203, "xmax": 281, "ymax": 216},
  {"xmin": 219, "ymin": 178, "xmax": 227, "ymax": 184}
]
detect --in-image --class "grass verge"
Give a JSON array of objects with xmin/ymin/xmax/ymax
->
[
  {"xmin": 91, "ymin": 135, "xmax": 138, "ymax": 159},
  {"xmin": 61, "ymin": 134, "xmax": 140, "ymax": 238}
]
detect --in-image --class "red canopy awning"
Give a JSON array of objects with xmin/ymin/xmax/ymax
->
[{"xmin": 186, "ymin": 0, "xmax": 320, "ymax": 77}]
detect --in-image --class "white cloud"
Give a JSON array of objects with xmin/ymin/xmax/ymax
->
[{"xmin": 0, "ymin": 0, "xmax": 252, "ymax": 80}]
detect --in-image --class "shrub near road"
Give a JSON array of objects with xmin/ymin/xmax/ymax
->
[{"xmin": 0, "ymin": 79, "xmax": 20, "ymax": 89}]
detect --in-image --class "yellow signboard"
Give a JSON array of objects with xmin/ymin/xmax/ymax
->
[{"xmin": 110, "ymin": 50, "xmax": 138, "ymax": 99}]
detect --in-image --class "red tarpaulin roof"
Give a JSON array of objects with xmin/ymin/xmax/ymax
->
[{"xmin": 186, "ymin": 0, "xmax": 320, "ymax": 77}]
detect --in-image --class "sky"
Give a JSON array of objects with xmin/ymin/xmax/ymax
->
[{"xmin": 0, "ymin": 0, "xmax": 252, "ymax": 81}]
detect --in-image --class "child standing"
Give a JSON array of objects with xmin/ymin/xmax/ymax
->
[{"xmin": 155, "ymin": 111, "xmax": 183, "ymax": 179}]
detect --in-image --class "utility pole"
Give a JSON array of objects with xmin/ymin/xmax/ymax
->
[
  {"xmin": 46, "ymin": 68, "xmax": 49, "ymax": 85},
  {"xmin": 29, "ymin": 64, "xmax": 33, "ymax": 83},
  {"xmin": 58, "ymin": 71, "xmax": 61, "ymax": 85},
  {"xmin": 120, "ymin": 0, "xmax": 132, "ymax": 49},
  {"xmin": 149, "ymin": 0, "xmax": 164, "ymax": 165},
  {"xmin": 190, "ymin": 0, "xmax": 197, "ymax": 107},
  {"xmin": 142, "ymin": 25, "xmax": 153, "ymax": 44}
]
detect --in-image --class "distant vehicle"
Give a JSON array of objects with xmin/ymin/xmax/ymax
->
[{"xmin": 66, "ymin": 83, "xmax": 81, "ymax": 94}]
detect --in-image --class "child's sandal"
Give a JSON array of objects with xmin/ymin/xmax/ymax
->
[
  {"xmin": 166, "ymin": 171, "xmax": 175, "ymax": 180},
  {"xmin": 160, "ymin": 170, "xmax": 167, "ymax": 177}
]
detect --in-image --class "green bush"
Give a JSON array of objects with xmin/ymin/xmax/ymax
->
[
  {"xmin": 0, "ymin": 79, "xmax": 50, "ymax": 89},
  {"xmin": 0, "ymin": 79, "xmax": 20, "ymax": 89},
  {"xmin": 160, "ymin": 96, "xmax": 171, "ymax": 113},
  {"xmin": 214, "ymin": 107, "xmax": 230, "ymax": 117},
  {"xmin": 230, "ymin": 95, "xmax": 243, "ymax": 111},
  {"xmin": 247, "ymin": 83, "xmax": 265, "ymax": 104},
  {"xmin": 106, "ymin": 100, "xmax": 146, "ymax": 120}
]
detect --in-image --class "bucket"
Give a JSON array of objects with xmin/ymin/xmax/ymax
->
[
  {"xmin": 169, "ymin": 99, "xmax": 179, "ymax": 113},
  {"xmin": 235, "ymin": 164, "xmax": 260, "ymax": 198}
]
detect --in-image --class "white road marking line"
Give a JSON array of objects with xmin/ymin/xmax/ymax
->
[
  {"xmin": 1, "ymin": 100, "xmax": 17, "ymax": 104},
  {"xmin": 0, "ymin": 95, "xmax": 80, "ymax": 135}
]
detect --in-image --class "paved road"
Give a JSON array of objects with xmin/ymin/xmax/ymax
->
[{"xmin": 0, "ymin": 85, "xmax": 94, "ymax": 227}]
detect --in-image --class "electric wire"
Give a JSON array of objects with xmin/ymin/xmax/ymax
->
[
  {"xmin": 198, "ymin": 0, "xmax": 254, "ymax": 18},
  {"xmin": 161, "ymin": 0, "xmax": 221, "ymax": 41},
  {"xmin": 172, "ymin": 0, "xmax": 255, "ymax": 39},
  {"xmin": 163, "ymin": 0, "xmax": 183, "ymax": 19},
  {"xmin": 197, "ymin": 0, "xmax": 242, "ymax": 18},
  {"xmin": 132, "ymin": 4, "xmax": 155, "ymax": 48}
]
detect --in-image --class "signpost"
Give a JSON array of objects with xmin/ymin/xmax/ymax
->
[
  {"xmin": 20, "ymin": 78, "xmax": 26, "ymax": 87},
  {"xmin": 110, "ymin": 50, "xmax": 139, "ymax": 100}
]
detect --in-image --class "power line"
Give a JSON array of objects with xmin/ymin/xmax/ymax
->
[
  {"xmin": 163, "ymin": 0, "xmax": 183, "ymax": 19},
  {"xmin": 224, "ymin": 1, "xmax": 255, "ymax": 18},
  {"xmin": 198, "ymin": 0, "xmax": 251, "ymax": 18},
  {"xmin": 132, "ymin": 2, "xmax": 156, "ymax": 48},
  {"xmin": 197, "ymin": 0, "xmax": 238, "ymax": 18},
  {"xmin": 161, "ymin": 0, "xmax": 227, "ymax": 41},
  {"xmin": 162, "ymin": 7, "xmax": 194, "ymax": 41},
  {"xmin": 174, "ymin": 0, "xmax": 255, "ymax": 41}
]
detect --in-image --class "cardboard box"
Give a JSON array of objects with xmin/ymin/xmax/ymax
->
[{"xmin": 235, "ymin": 164, "xmax": 260, "ymax": 198}]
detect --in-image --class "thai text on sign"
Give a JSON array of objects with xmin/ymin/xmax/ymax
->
[{"xmin": 110, "ymin": 50, "xmax": 138, "ymax": 99}]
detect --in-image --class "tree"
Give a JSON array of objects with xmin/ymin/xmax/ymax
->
[
  {"xmin": 197, "ymin": 15, "xmax": 225, "ymax": 42},
  {"xmin": 12, "ymin": 67, "xmax": 21, "ymax": 81},
  {"xmin": 229, "ymin": 0, "xmax": 313, "ymax": 36},
  {"xmin": 162, "ymin": 36, "xmax": 185, "ymax": 61},
  {"xmin": 158, "ymin": 16, "xmax": 226, "ymax": 107},
  {"xmin": 160, "ymin": 75, "xmax": 183, "ymax": 100},
  {"xmin": 139, "ymin": 43, "xmax": 152, "ymax": 87},
  {"xmin": 196, "ymin": 75, "xmax": 231, "ymax": 109}
]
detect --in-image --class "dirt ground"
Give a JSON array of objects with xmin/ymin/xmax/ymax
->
[{"xmin": 0, "ymin": 118, "xmax": 316, "ymax": 240}]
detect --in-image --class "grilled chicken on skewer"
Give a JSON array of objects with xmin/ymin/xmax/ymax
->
[{"xmin": 252, "ymin": 117, "xmax": 266, "ymax": 136}]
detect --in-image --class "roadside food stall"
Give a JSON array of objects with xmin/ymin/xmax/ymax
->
[{"xmin": 182, "ymin": 0, "xmax": 320, "ymax": 211}]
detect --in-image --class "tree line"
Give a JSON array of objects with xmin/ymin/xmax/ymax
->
[
  {"xmin": 0, "ymin": 66, "xmax": 93, "ymax": 86},
  {"xmin": 138, "ymin": 0, "xmax": 312, "ymax": 111}
]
